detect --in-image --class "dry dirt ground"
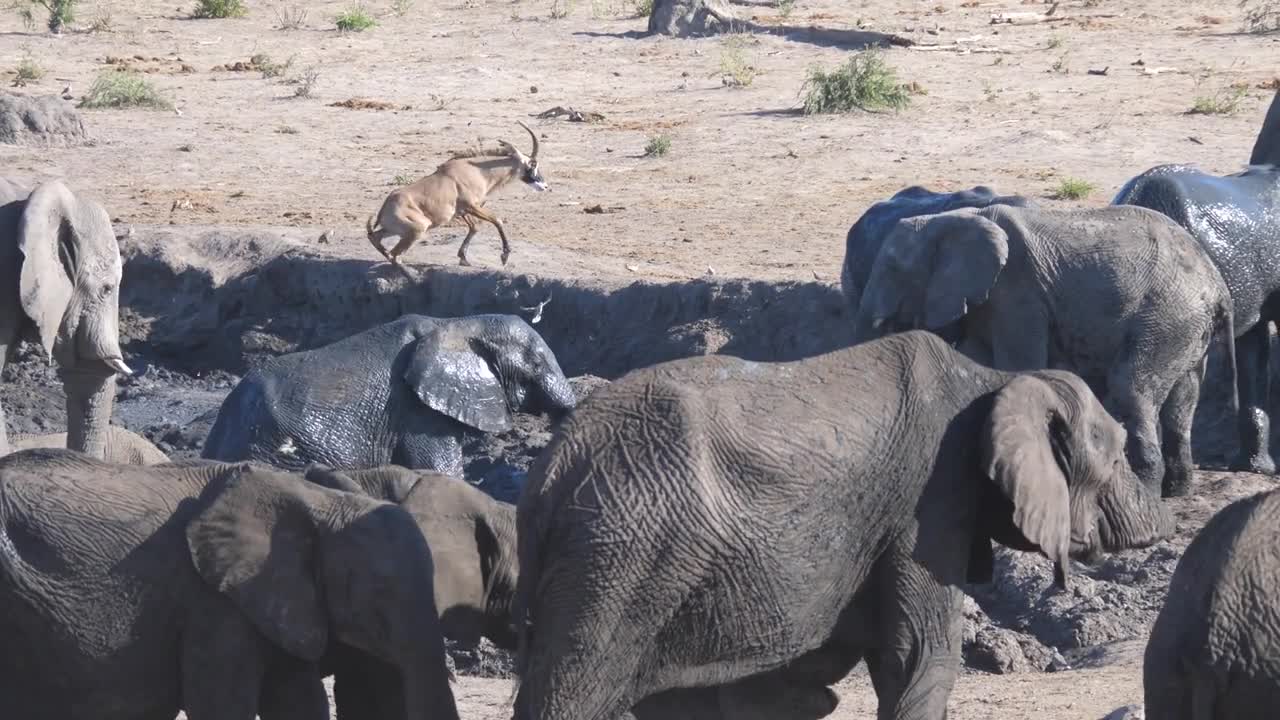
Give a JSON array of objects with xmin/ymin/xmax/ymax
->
[{"xmin": 4, "ymin": 0, "xmax": 1280, "ymax": 718}]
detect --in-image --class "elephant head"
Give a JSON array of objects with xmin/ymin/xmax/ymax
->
[
  {"xmin": 303, "ymin": 463, "xmax": 522, "ymax": 650},
  {"xmin": 186, "ymin": 465, "xmax": 460, "ymax": 720},
  {"xmin": 976, "ymin": 371, "xmax": 1172, "ymax": 588},
  {"xmin": 1250, "ymin": 89, "xmax": 1280, "ymax": 167},
  {"xmin": 852, "ymin": 208, "xmax": 1009, "ymax": 345},
  {"xmin": 13, "ymin": 179, "xmax": 131, "ymax": 459},
  {"xmin": 406, "ymin": 315, "xmax": 575, "ymax": 434}
]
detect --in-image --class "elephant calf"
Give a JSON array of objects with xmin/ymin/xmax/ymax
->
[
  {"xmin": 304, "ymin": 463, "xmax": 519, "ymax": 649},
  {"xmin": 513, "ymin": 331, "xmax": 1171, "ymax": 720},
  {"xmin": 853, "ymin": 203, "xmax": 1236, "ymax": 498},
  {"xmin": 202, "ymin": 313, "xmax": 577, "ymax": 477},
  {"xmin": 1144, "ymin": 486, "xmax": 1280, "ymax": 720},
  {"xmin": 0, "ymin": 449, "xmax": 459, "ymax": 720}
]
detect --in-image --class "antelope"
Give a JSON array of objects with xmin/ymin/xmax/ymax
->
[{"xmin": 366, "ymin": 120, "xmax": 548, "ymax": 269}]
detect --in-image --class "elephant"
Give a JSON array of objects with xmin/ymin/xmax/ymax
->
[
  {"xmin": 303, "ymin": 463, "xmax": 520, "ymax": 649},
  {"xmin": 0, "ymin": 177, "xmax": 133, "ymax": 460},
  {"xmin": 1112, "ymin": 89, "xmax": 1280, "ymax": 476},
  {"xmin": 512, "ymin": 330, "xmax": 1171, "ymax": 720},
  {"xmin": 0, "ymin": 448, "xmax": 460, "ymax": 720},
  {"xmin": 1143, "ymin": 486, "xmax": 1280, "ymax": 719},
  {"xmin": 840, "ymin": 184, "xmax": 1033, "ymax": 318},
  {"xmin": 851, "ymin": 203, "xmax": 1236, "ymax": 498},
  {"xmin": 8, "ymin": 424, "xmax": 168, "ymax": 464},
  {"xmin": 202, "ymin": 313, "xmax": 577, "ymax": 477}
]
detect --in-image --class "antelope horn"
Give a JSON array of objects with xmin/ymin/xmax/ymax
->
[{"xmin": 518, "ymin": 120, "xmax": 540, "ymax": 161}]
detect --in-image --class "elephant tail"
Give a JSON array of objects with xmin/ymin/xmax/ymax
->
[{"xmin": 1214, "ymin": 297, "xmax": 1240, "ymax": 419}]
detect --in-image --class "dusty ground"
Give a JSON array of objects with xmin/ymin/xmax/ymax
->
[
  {"xmin": 2, "ymin": 0, "xmax": 1278, "ymax": 284},
  {"xmin": 4, "ymin": 0, "xmax": 1280, "ymax": 717}
]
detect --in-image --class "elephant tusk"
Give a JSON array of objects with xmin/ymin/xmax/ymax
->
[
  {"xmin": 871, "ymin": 317, "xmax": 885, "ymax": 330},
  {"xmin": 105, "ymin": 357, "xmax": 133, "ymax": 376}
]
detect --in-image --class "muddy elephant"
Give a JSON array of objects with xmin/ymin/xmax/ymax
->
[
  {"xmin": 841, "ymin": 184, "xmax": 1032, "ymax": 317},
  {"xmin": 513, "ymin": 331, "xmax": 1171, "ymax": 720},
  {"xmin": 0, "ymin": 177, "xmax": 132, "ymax": 460},
  {"xmin": 303, "ymin": 463, "xmax": 520, "ymax": 649},
  {"xmin": 202, "ymin": 313, "xmax": 576, "ymax": 477},
  {"xmin": 0, "ymin": 448, "xmax": 459, "ymax": 720},
  {"xmin": 8, "ymin": 425, "xmax": 168, "ymax": 464},
  {"xmin": 851, "ymin": 203, "xmax": 1235, "ymax": 498},
  {"xmin": 1112, "ymin": 89, "xmax": 1280, "ymax": 477},
  {"xmin": 1143, "ymin": 485, "xmax": 1280, "ymax": 719}
]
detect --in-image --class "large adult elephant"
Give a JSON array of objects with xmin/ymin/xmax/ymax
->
[
  {"xmin": 202, "ymin": 313, "xmax": 576, "ymax": 477},
  {"xmin": 304, "ymin": 463, "xmax": 520, "ymax": 649},
  {"xmin": 0, "ymin": 177, "xmax": 132, "ymax": 459},
  {"xmin": 513, "ymin": 331, "xmax": 1171, "ymax": 720},
  {"xmin": 1112, "ymin": 89, "xmax": 1280, "ymax": 476},
  {"xmin": 851, "ymin": 204, "xmax": 1235, "ymax": 498},
  {"xmin": 1143, "ymin": 485, "xmax": 1280, "ymax": 719},
  {"xmin": 0, "ymin": 448, "xmax": 459, "ymax": 720},
  {"xmin": 840, "ymin": 184, "xmax": 1033, "ymax": 317}
]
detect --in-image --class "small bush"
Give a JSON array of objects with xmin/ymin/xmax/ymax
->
[
  {"xmin": 631, "ymin": 0, "xmax": 653, "ymax": 16},
  {"xmin": 79, "ymin": 70, "xmax": 173, "ymax": 110},
  {"xmin": 1241, "ymin": 0, "xmax": 1280, "ymax": 33},
  {"xmin": 643, "ymin": 134, "xmax": 671, "ymax": 157},
  {"xmin": 1189, "ymin": 84, "xmax": 1249, "ymax": 115},
  {"xmin": 774, "ymin": 0, "xmax": 795, "ymax": 19},
  {"xmin": 335, "ymin": 3, "xmax": 376, "ymax": 31},
  {"xmin": 14, "ymin": 51, "xmax": 43, "ymax": 86},
  {"xmin": 292, "ymin": 66, "xmax": 320, "ymax": 98},
  {"xmin": 391, "ymin": 0, "xmax": 415, "ymax": 16},
  {"xmin": 88, "ymin": 5, "xmax": 112, "ymax": 31},
  {"xmin": 252, "ymin": 53, "xmax": 295, "ymax": 79},
  {"xmin": 190, "ymin": 0, "xmax": 247, "ymax": 19},
  {"xmin": 16, "ymin": 0, "xmax": 77, "ymax": 33},
  {"xmin": 1051, "ymin": 177, "xmax": 1095, "ymax": 201},
  {"xmin": 719, "ymin": 33, "xmax": 758, "ymax": 88},
  {"xmin": 800, "ymin": 50, "xmax": 911, "ymax": 115},
  {"xmin": 549, "ymin": 0, "xmax": 573, "ymax": 19},
  {"xmin": 274, "ymin": 4, "xmax": 308, "ymax": 29}
]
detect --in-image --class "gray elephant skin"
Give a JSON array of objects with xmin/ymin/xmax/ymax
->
[
  {"xmin": 851, "ymin": 203, "xmax": 1235, "ymax": 498},
  {"xmin": 841, "ymin": 184, "xmax": 1033, "ymax": 318},
  {"xmin": 0, "ymin": 448, "xmax": 459, "ymax": 720},
  {"xmin": 1143, "ymin": 486, "xmax": 1280, "ymax": 719},
  {"xmin": 8, "ymin": 424, "xmax": 169, "ymax": 464},
  {"xmin": 0, "ymin": 177, "xmax": 132, "ymax": 460},
  {"xmin": 1112, "ymin": 89, "xmax": 1280, "ymax": 476},
  {"xmin": 303, "ymin": 463, "xmax": 520, "ymax": 650},
  {"xmin": 202, "ymin": 313, "xmax": 576, "ymax": 477},
  {"xmin": 512, "ymin": 331, "xmax": 1170, "ymax": 720}
]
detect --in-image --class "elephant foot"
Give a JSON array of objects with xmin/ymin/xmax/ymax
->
[
  {"xmin": 1161, "ymin": 474, "xmax": 1192, "ymax": 499},
  {"xmin": 1229, "ymin": 451, "xmax": 1277, "ymax": 476}
]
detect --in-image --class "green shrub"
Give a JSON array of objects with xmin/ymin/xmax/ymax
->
[
  {"xmin": 1051, "ymin": 177, "xmax": 1096, "ymax": 200},
  {"xmin": 335, "ymin": 3, "xmax": 377, "ymax": 31},
  {"xmin": 643, "ymin": 134, "xmax": 671, "ymax": 157},
  {"xmin": 190, "ymin": 0, "xmax": 247, "ymax": 19},
  {"xmin": 800, "ymin": 50, "xmax": 911, "ymax": 115},
  {"xmin": 79, "ymin": 70, "xmax": 173, "ymax": 110}
]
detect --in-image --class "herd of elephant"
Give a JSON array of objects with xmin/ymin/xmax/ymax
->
[{"xmin": 2, "ymin": 91, "xmax": 1280, "ymax": 720}]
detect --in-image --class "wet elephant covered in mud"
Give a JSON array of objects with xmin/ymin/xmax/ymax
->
[
  {"xmin": 513, "ymin": 331, "xmax": 1171, "ymax": 720},
  {"xmin": 1112, "ymin": 89, "xmax": 1280, "ymax": 477},
  {"xmin": 202, "ymin": 313, "xmax": 576, "ymax": 477},
  {"xmin": 0, "ymin": 177, "xmax": 133, "ymax": 459}
]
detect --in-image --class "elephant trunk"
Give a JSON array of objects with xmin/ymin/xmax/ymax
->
[
  {"xmin": 850, "ymin": 308, "xmax": 889, "ymax": 345},
  {"xmin": 398, "ymin": 564, "xmax": 461, "ymax": 720},
  {"xmin": 536, "ymin": 372, "xmax": 577, "ymax": 420},
  {"xmin": 1096, "ymin": 467, "xmax": 1173, "ymax": 552},
  {"xmin": 60, "ymin": 368, "xmax": 117, "ymax": 460}
]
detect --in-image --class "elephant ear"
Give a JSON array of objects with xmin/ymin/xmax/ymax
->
[
  {"xmin": 186, "ymin": 466, "xmax": 329, "ymax": 661},
  {"xmin": 1251, "ymin": 89, "xmax": 1280, "ymax": 166},
  {"xmin": 405, "ymin": 327, "xmax": 513, "ymax": 433},
  {"xmin": 17, "ymin": 180, "xmax": 111, "ymax": 360},
  {"xmin": 981, "ymin": 375, "xmax": 1072, "ymax": 588}
]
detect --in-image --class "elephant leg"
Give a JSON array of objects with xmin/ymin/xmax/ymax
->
[
  {"xmin": 1103, "ymin": 357, "xmax": 1168, "ymax": 494},
  {"xmin": 258, "ymin": 662, "xmax": 329, "ymax": 720},
  {"xmin": 1159, "ymin": 359, "xmax": 1205, "ymax": 498},
  {"xmin": 865, "ymin": 541, "xmax": 962, "ymax": 720},
  {"xmin": 1231, "ymin": 322, "xmax": 1276, "ymax": 475},
  {"xmin": 182, "ymin": 614, "xmax": 266, "ymax": 720}
]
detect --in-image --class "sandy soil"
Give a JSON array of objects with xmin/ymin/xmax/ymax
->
[
  {"xmin": 4, "ymin": 0, "xmax": 1280, "ymax": 718},
  {"xmin": 2, "ymin": 0, "xmax": 1278, "ymax": 286}
]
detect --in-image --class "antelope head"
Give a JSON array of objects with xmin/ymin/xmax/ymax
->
[{"xmin": 498, "ymin": 121, "xmax": 548, "ymax": 192}]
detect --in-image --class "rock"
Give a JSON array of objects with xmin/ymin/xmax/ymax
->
[
  {"xmin": 0, "ymin": 93, "xmax": 89, "ymax": 147},
  {"xmin": 647, "ymin": 0, "xmax": 738, "ymax": 37},
  {"xmin": 1101, "ymin": 704, "xmax": 1144, "ymax": 720}
]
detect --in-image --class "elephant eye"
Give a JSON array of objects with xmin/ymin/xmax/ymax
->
[{"xmin": 99, "ymin": 283, "xmax": 114, "ymax": 298}]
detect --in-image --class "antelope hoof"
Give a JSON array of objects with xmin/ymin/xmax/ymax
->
[
  {"xmin": 458, "ymin": 256, "xmax": 472, "ymax": 267},
  {"xmin": 501, "ymin": 251, "xmax": 511, "ymax": 266}
]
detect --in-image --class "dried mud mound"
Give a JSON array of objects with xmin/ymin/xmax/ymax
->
[
  {"xmin": 6, "ymin": 226, "xmax": 1280, "ymax": 681},
  {"xmin": 0, "ymin": 93, "xmax": 89, "ymax": 147}
]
